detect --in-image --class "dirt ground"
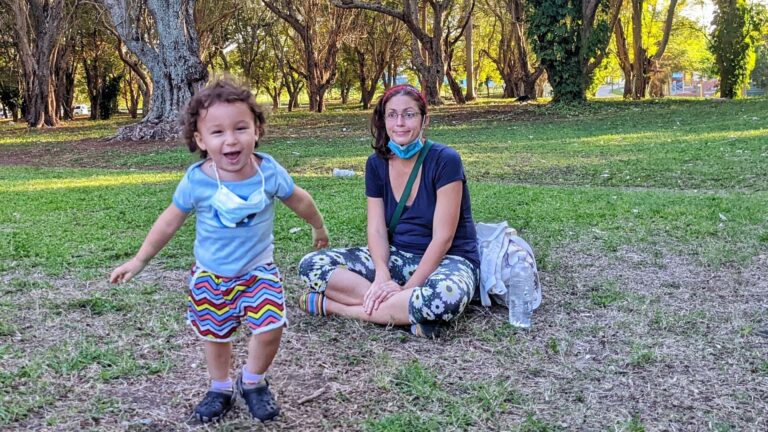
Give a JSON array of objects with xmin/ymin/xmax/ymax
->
[
  {"xmin": 4, "ymin": 245, "xmax": 767, "ymax": 431},
  {"xmin": 3, "ymin": 131, "xmax": 767, "ymax": 431}
]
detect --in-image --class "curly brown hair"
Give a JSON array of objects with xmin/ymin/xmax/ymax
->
[
  {"xmin": 370, "ymin": 84, "xmax": 428, "ymax": 159},
  {"xmin": 180, "ymin": 79, "xmax": 266, "ymax": 159}
]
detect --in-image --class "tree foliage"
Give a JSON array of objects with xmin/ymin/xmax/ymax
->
[
  {"xmin": 526, "ymin": 0, "xmax": 622, "ymax": 103},
  {"xmin": 479, "ymin": 0, "xmax": 544, "ymax": 100},
  {"xmin": 334, "ymin": 0, "xmax": 474, "ymax": 106},
  {"xmin": 709, "ymin": 0, "xmax": 763, "ymax": 98},
  {"xmin": 263, "ymin": 0, "xmax": 357, "ymax": 113}
]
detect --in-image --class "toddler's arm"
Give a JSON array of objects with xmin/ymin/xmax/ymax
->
[
  {"xmin": 109, "ymin": 204, "xmax": 188, "ymax": 284},
  {"xmin": 281, "ymin": 186, "xmax": 328, "ymax": 249}
]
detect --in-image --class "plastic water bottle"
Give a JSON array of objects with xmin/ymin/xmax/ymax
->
[
  {"xmin": 507, "ymin": 249, "xmax": 534, "ymax": 329},
  {"xmin": 332, "ymin": 168, "xmax": 356, "ymax": 177}
]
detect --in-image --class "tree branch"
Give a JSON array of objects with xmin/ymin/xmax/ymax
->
[{"xmin": 652, "ymin": 0, "xmax": 678, "ymax": 61}]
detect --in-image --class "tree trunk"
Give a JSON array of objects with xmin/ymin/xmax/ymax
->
[
  {"xmin": 114, "ymin": 38, "xmax": 152, "ymax": 116},
  {"xmin": 5, "ymin": 0, "xmax": 67, "ymax": 127},
  {"xmin": 630, "ymin": 0, "xmax": 645, "ymax": 99},
  {"xmin": 284, "ymin": 72, "xmax": 303, "ymax": 112},
  {"xmin": 334, "ymin": 0, "xmax": 450, "ymax": 106},
  {"xmin": 463, "ymin": 0, "xmax": 476, "ymax": 101},
  {"xmin": 263, "ymin": 1, "xmax": 353, "ymax": 114},
  {"xmin": 446, "ymin": 70, "xmax": 466, "ymax": 103},
  {"xmin": 340, "ymin": 82, "xmax": 351, "ymax": 104},
  {"xmin": 102, "ymin": 0, "xmax": 207, "ymax": 140},
  {"xmin": 122, "ymin": 69, "xmax": 141, "ymax": 118},
  {"xmin": 614, "ymin": 20, "xmax": 634, "ymax": 99},
  {"xmin": 266, "ymin": 85, "xmax": 282, "ymax": 110},
  {"xmin": 55, "ymin": 38, "xmax": 76, "ymax": 121}
]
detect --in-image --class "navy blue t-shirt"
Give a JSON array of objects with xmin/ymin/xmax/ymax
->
[{"xmin": 365, "ymin": 142, "xmax": 480, "ymax": 268}]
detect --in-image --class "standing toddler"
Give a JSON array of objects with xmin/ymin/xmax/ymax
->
[{"xmin": 110, "ymin": 79, "xmax": 328, "ymax": 423}]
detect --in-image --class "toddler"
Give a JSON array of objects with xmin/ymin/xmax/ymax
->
[{"xmin": 110, "ymin": 79, "xmax": 328, "ymax": 423}]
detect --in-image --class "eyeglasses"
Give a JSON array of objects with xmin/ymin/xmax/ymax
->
[{"xmin": 385, "ymin": 111, "xmax": 420, "ymax": 121}]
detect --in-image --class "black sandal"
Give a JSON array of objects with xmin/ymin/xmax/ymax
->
[
  {"xmin": 237, "ymin": 374, "xmax": 280, "ymax": 422},
  {"xmin": 193, "ymin": 390, "xmax": 235, "ymax": 423}
]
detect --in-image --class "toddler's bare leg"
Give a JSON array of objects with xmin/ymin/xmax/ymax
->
[
  {"xmin": 204, "ymin": 341, "xmax": 233, "ymax": 381},
  {"xmin": 245, "ymin": 326, "xmax": 284, "ymax": 374}
]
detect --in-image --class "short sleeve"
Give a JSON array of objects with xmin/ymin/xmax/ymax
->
[
  {"xmin": 434, "ymin": 147, "xmax": 465, "ymax": 189},
  {"xmin": 172, "ymin": 172, "xmax": 194, "ymax": 213},
  {"xmin": 365, "ymin": 155, "xmax": 384, "ymax": 198},
  {"xmin": 269, "ymin": 158, "xmax": 296, "ymax": 200}
]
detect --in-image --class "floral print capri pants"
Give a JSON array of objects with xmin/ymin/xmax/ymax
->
[{"xmin": 298, "ymin": 246, "xmax": 478, "ymax": 324}]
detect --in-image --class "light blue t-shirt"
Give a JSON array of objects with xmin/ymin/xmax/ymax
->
[{"xmin": 173, "ymin": 153, "xmax": 295, "ymax": 277}]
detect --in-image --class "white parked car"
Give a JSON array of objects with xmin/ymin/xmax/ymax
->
[{"xmin": 73, "ymin": 105, "xmax": 90, "ymax": 116}]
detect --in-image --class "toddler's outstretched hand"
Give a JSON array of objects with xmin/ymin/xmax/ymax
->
[
  {"xmin": 109, "ymin": 258, "xmax": 147, "ymax": 284},
  {"xmin": 312, "ymin": 225, "xmax": 329, "ymax": 249}
]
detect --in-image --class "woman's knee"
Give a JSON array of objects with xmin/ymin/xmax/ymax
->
[
  {"xmin": 408, "ymin": 280, "xmax": 472, "ymax": 324},
  {"xmin": 299, "ymin": 248, "xmax": 366, "ymax": 292}
]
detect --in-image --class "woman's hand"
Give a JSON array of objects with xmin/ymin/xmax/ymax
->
[{"xmin": 363, "ymin": 278, "xmax": 402, "ymax": 315}]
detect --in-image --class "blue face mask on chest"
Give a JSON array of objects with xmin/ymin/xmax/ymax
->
[{"xmin": 210, "ymin": 160, "xmax": 267, "ymax": 228}]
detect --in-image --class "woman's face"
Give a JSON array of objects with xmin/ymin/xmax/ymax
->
[{"xmin": 384, "ymin": 95, "xmax": 426, "ymax": 146}]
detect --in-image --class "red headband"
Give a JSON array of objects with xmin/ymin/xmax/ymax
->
[{"xmin": 382, "ymin": 84, "xmax": 427, "ymax": 109}]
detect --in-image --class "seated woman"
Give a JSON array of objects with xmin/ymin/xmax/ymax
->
[{"xmin": 298, "ymin": 84, "xmax": 479, "ymax": 337}]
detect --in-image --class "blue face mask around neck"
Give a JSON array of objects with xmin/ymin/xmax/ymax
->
[
  {"xmin": 387, "ymin": 119, "xmax": 427, "ymax": 159},
  {"xmin": 388, "ymin": 136, "xmax": 423, "ymax": 159}
]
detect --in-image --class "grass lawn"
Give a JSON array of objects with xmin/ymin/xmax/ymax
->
[{"xmin": 0, "ymin": 98, "xmax": 767, "ymax": 431}]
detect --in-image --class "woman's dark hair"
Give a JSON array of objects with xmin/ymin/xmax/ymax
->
[
  {"xmin": 370, "ymin": 84, "xmax": 428, "ymax": 159},
  {"xmin": 180, "ymin": 78, "xmax": 266, "ymax": 159}
]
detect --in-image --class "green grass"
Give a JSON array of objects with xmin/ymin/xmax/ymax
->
[
  {"xmin": 0, "ymin": 117, "xmax": 134, "ymax": 146},
  {"xmin": 1, "ymin": 98, "xmax": 767, "ymax": 430},
  {"xmin": 2, "ymin": 164, "xmax": 766, "ymax": 276},
  {"xmin": 364, "ymin": 360, "xmax": 527, "ymax": 431}
]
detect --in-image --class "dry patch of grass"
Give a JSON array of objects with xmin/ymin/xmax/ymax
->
[{"xmin": 2, "ymin": 241, "xmax": 766, "ymax": 431}]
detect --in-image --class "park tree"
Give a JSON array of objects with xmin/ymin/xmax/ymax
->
[
  {"xmin": 78, "ymin": 2, "xmax": 124, "ymax": 120},
  {"xmin": 0, "ymin": 17, "xmax": 22, "ymax": 121},
  {"xmin": 662, "ymin": 15, "xmax": 714, "ymax": 76},
  {"xmin": 334, "ymin": 0, "xmax": 475, "ymax": 106},
  {"xmin": 526, "ymin": 0, "xmax": 623, "ymax": 103},
  {"xmin": 613, "ymin": 0, "xmax": 679, "ymax": 99},
  {"xmin": 442, "ymin": 1, "xmax": 475, "ymax": 103},
  {"xmin": 261, "ymin": 0, "xmax": 357, "ymax": 113},
  {"xmin": 464, "ymin": 0, "xmax": 477, "ymax": 100},
  {"xmin": 195, "ymin": 0, "xmax": 240, "ymax": 70},
  {"xmin": 269, "ymin": 28, "xmax": 307, "ymax": 111},
  {"xmin": 264, "ymin": 26, "xmax": 302, "ymax": 110},
  {"xmin": 749, "ymin": 4, "xmax": 768, "ymax": 90},
  {"xmin": 121, "ymin": 68, "xmax": 143, "ymax": 118},
  {"xmin": 479, "ymin": 0, "xmax": 544, "ymax": 100},
  {"xmin": 2, "ymin": 0, "xmax": 78, "ymax": 127},
  {"xmin": 101, "ymin": 0, "xmax": 208, "ymax": 140},
  {"xmin": 342, "ymin": 12, "xmax": 407, "ymax": 108},
  {"xmin": 752, "ymin": 44, "xmax": 768, "ymax": 90},
  {"xmin": 709, "ymin": 0, "xmax": 766, "ymax": 98},
  {"xmin": 228, "ymin": 2, "xmax": 280, "ymax": 100},
  {"xmin": 335, "ymin": 55, "xmax": 357, "ymax": 104}
]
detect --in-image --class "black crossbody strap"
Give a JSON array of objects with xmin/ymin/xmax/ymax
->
[{"xmin": 388, "ymin": 140, "xmax": 433, "ymax": 237}]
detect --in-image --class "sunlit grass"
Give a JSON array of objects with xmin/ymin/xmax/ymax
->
[
  {"xmin": 2, "ymin": 172, "xmax": 181, "ymax": 192},
  {"xmin": 0, "ymin": 116, "xmax": 134, "ymax": 146}
]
